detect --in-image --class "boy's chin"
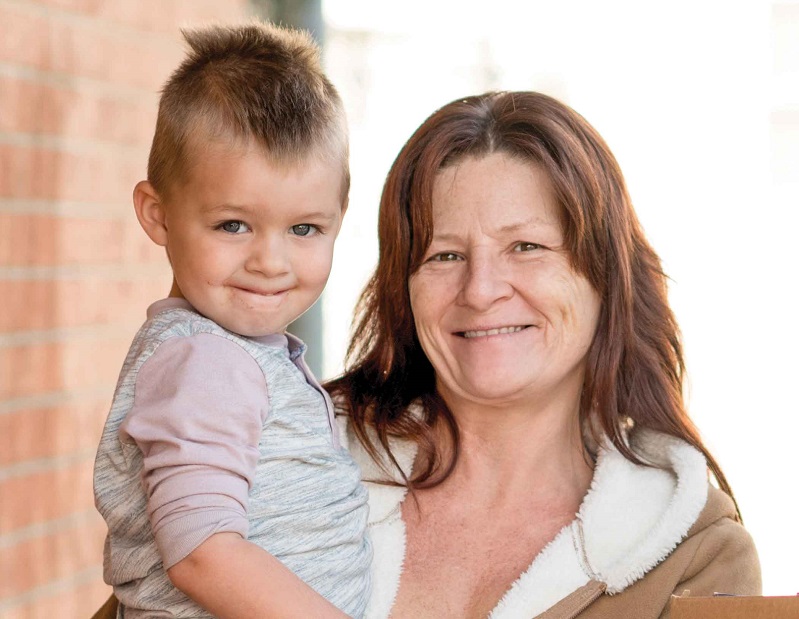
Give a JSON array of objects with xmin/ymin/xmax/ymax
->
[{"xmin": 223, "ymin": 321, "xmax": 287, "ymax": 338}]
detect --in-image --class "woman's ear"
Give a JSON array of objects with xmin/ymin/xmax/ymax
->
[{"xmin": 133, "ymin": 180, "xmax": 169, "ymax": 247}]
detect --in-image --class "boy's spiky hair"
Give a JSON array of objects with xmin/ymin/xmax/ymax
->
[{"xmin": 148, "ymin": 21, "xmax": 348, "ymax": 200}]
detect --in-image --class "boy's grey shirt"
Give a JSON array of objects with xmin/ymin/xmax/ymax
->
[{"xmin": 94, "ymin": 298, "xmax": 371, "ymax": 618}]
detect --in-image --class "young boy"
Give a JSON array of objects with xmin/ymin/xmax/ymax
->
[{"xmin": 93, "ymin": 22, "xmax": 371, "ymax": 618}]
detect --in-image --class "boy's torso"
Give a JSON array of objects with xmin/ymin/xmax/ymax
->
[{"xmin": 94, "ymin": 303, "xmax": 371, "ymax": 618}]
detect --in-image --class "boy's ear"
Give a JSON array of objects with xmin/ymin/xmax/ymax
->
[{"xmin": 133, "ymin": 181, "xmax": 169, "ymax": 247}]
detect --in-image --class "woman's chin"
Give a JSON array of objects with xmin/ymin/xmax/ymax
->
[{"xmin": 442, "ymin": 374, "xmax": 541, "ymax": 408}]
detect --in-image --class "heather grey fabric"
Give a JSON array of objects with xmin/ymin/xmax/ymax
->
[{"xmin": 94, "ymin": 299, "xmax": 371, "ymax": 618}]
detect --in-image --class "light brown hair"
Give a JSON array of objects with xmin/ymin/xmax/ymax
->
[
  {"xmin": 327, "ymin": 91, "xmax": 737, "ymax": 515},
  {"xmin": 148, "ymin": 21, "xmax": 348, "ymax": 201}
]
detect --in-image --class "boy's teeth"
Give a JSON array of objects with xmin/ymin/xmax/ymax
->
[{"xmin": 463, "ymin": 326, "xmax": 525, "ymax": 338}]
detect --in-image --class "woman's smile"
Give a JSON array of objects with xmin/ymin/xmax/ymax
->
[{"xmin": 458, "ymin": 324, "xmax": 532, "ymax": 339}]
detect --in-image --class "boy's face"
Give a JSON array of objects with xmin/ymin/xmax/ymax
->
[{"xmin": 161, "ymin": 143, "xmax": 345, "ymax": 337}]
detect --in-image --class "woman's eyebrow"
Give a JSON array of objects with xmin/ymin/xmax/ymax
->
[
  {"xmin": 429, "ymin": 231, "xmax": 462, "ymax": 243},
  {"xmin": 497, "ymin": 221, "xmax": 531, "ymax": 234},
  {"xmin": 431, "ymin": 221, "xmax": 548, "ymax": 241},
  {"xmin": 496, "ymin": 217, "xmax": 558, "ymax": 233}
]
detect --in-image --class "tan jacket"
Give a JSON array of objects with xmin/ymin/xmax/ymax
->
[{"xmin": 341, "ymin": 411, "xmax": 761, "ymax": 619}]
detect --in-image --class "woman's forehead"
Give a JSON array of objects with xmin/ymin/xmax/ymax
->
[{"xmin": 429, "ymin": 154, "xmax": 561, "ymax": 234}]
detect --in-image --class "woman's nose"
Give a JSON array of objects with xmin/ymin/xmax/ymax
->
[
  {"xmin": 245, "ymin": 236, "xmax": 290, "ymax": 276},
  {"xmin": 458, "ymin": 254, "xmax": 513, "ymax": 311}
]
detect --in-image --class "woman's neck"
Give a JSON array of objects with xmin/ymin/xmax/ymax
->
[{"xmin": 431, "ymin": 397, "xmax": 594, "ymax": 512}]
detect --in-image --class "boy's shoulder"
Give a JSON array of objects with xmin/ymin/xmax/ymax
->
[
  {"xmin": 141, "ymin": 304, "xmax": 225, "ymax": 341},
  {"xmin": 123, "ymin": 299, "xmax": 293, "ymax": 374},
  {"xmin": 118, "ymin": 303, "xmax": 265, "ymax": 382},
  {"xmin": 127, "ymin": 301, "xmax": 246, "ymax": 364}
]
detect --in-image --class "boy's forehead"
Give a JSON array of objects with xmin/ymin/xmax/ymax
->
[
  {"xmin": 172, "ymin": 136, "xmax": 348, "ymax": 204},
  {"xmin": 169, "ymin": 140, "xmax": 347, "ymax": 210}
]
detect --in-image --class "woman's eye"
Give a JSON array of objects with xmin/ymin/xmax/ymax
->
[
  {"xmin": 219, "ymin": 221, "xmax": 250, "ymax": 234},
  {"xmin": 514, "ymin": 242, "xmax": 542, "ymax": 252},
  {"xmin": 290, "ymin": 224, "xmax": 319, "ymax": 237},
  {"xmin": 431, "ymin": 252, "xmax": 461, "ymax": 262}
]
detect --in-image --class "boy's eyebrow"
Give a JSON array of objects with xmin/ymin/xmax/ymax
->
[
  {"xmin": 202, "ymin": 203, "xmax": 253, "ymax": 215},
  {"xmin": 294, "ymin": 211, "xmax": 340, "ymax": 222},
  {"xmin": 203, "ymin": 203, "xmax": 339, "ymax": 221}
]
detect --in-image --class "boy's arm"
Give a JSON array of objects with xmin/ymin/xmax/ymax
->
[
  {"xmin": 123, "ymin": 334, "xmax": 343, "ymax": 615},
  {"xmin": 168, "ymin": 532, "xmax": 350, "ymax": 619},
  {"xmin": 121, "ymin": 334, "xmax": 266, "ymax": 565}
]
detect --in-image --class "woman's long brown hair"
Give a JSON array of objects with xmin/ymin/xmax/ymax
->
[{"xmin": 326, "ymin": 91, "xmax": 738, "ymax": 517}]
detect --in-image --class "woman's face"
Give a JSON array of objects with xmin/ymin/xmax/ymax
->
[{"xmin": 409, "ymin": 153, "xmax": 601, "ymax": 411}]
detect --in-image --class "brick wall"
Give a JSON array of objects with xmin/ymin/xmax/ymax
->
[{"xmin": 0, "ymin": 1, "xmax": 251, "ymax": 616}]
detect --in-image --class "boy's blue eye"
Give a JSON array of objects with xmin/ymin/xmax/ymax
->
[
  {"xmin": 220, "ymin": 221, "xmax": 250, "ymax": 234},
  {"xmin": 291, "ymin": 224, "xmax": 317, "ymax": 237}
]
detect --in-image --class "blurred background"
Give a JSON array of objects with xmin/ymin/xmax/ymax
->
[{"xmin": 1, "ymin": 0, "xmax": 796, "ymax": 615}]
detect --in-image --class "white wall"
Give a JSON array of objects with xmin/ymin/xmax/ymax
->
[{"xmin": 323, "ymin": 0, "xmax": 799, "ymax": 595}]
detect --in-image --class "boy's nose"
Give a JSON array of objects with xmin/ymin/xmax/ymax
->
[{"xmin": 245, "ymin": 237, "xmax": 290, "ymax": 277}]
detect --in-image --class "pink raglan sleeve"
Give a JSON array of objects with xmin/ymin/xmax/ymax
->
[{"xmin": 119, "ymin": 333, "xmax": 269, "ymax": 569}]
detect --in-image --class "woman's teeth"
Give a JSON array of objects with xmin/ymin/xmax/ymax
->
[{"xmin": 462, "ymin": 326, "xmax": 526, "ymax": 338}]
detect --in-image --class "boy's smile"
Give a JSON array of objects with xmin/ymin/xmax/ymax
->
[{"xmin": 149, "ymin": 141, "xmax": 345, "ymax": 337}]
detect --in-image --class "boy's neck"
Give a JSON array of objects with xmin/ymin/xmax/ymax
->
[{"xmin": 168, "ymin": 279, "xmax": 184, "ymax": 299}]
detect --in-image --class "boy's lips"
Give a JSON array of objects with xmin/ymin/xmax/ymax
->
[
  {"xmin": 230, "ymin": 285, "xmax": 292, "ymax": 304},
  {"xmin": 233, "ymin": 285, "xmax": 290, "ymax": 296}
]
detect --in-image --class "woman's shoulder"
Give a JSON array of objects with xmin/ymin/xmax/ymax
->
[
  {"xmin": 627, "ymin": 427, "xmax": 760, "ymax": 584},
  {"xmin": 577, "ymin": 428, "xmax": 759, "ymax": 595},
  {"xmin": 579, "ymin": 485, "xmax": 760, "ymax": 619},
  {"xmin": 574, "ymin": 462, "xmax": 759, "ymax": 619},
  {"xmin": 676, "ymin": 485, "xmax": 761, "ymax": 595}
]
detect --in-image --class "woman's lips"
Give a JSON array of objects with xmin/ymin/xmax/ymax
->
[{"xmin": 459, "ymin": 325, "xmax": 531, "ymax": 338}]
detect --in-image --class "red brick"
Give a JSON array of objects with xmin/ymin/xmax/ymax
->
[
  {"xmin": 0, "ymin": 213, "xmax": 168, "ymax": 268},
  {"xmin": 122, "ymin": 222, "xmax": 171, "ymax": 264},
  {"xmin": 0, "ymin": 143, "xmax": 146, "ymax": 204},
  {"xmin": 3, "ymin": 574, "xmax": 112, "ymax": 619},
  {"xmin": 0, "ymin": 512, "xmax": 106, "ymax": 600},
  {"xmin": 173, "ymin": 0, "xmax": 252, "ymax": 25},
  {"xmin": 0, "ymin": 457, "xmax": 96, "ymax": 532},
  {"xmin": 0, "ymin": 3, "xmax": 184, "ymax": 91},
  {"xmin": 0, "ymin": 399, "xmax": 109, "ymax": 466},
  {"xmin": 0, "ymin": 335, "xmax": 134, "ymax": 400},
  {"xmin": 0, "ymin": 74, "xmax": 157, "ymax": 147},
  {"xmin": 0, "ymin": 273, "xmax": 170, "ymax": 332},
  {"xmin": 0, "ymin": 214, "xmax": 123, "ymax": 267},
  {"xmin": 22, "ymin": 0, "xmax": 250, "ymax": 35}
]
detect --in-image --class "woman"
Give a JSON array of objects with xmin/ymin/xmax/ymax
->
[
  {"xmin": 327, "ymin": 91, "xmax": 760, "ymax": 618},
  {"xmin": 93, "ymin": 91, "xmax": 760, "ymax": 618}
]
